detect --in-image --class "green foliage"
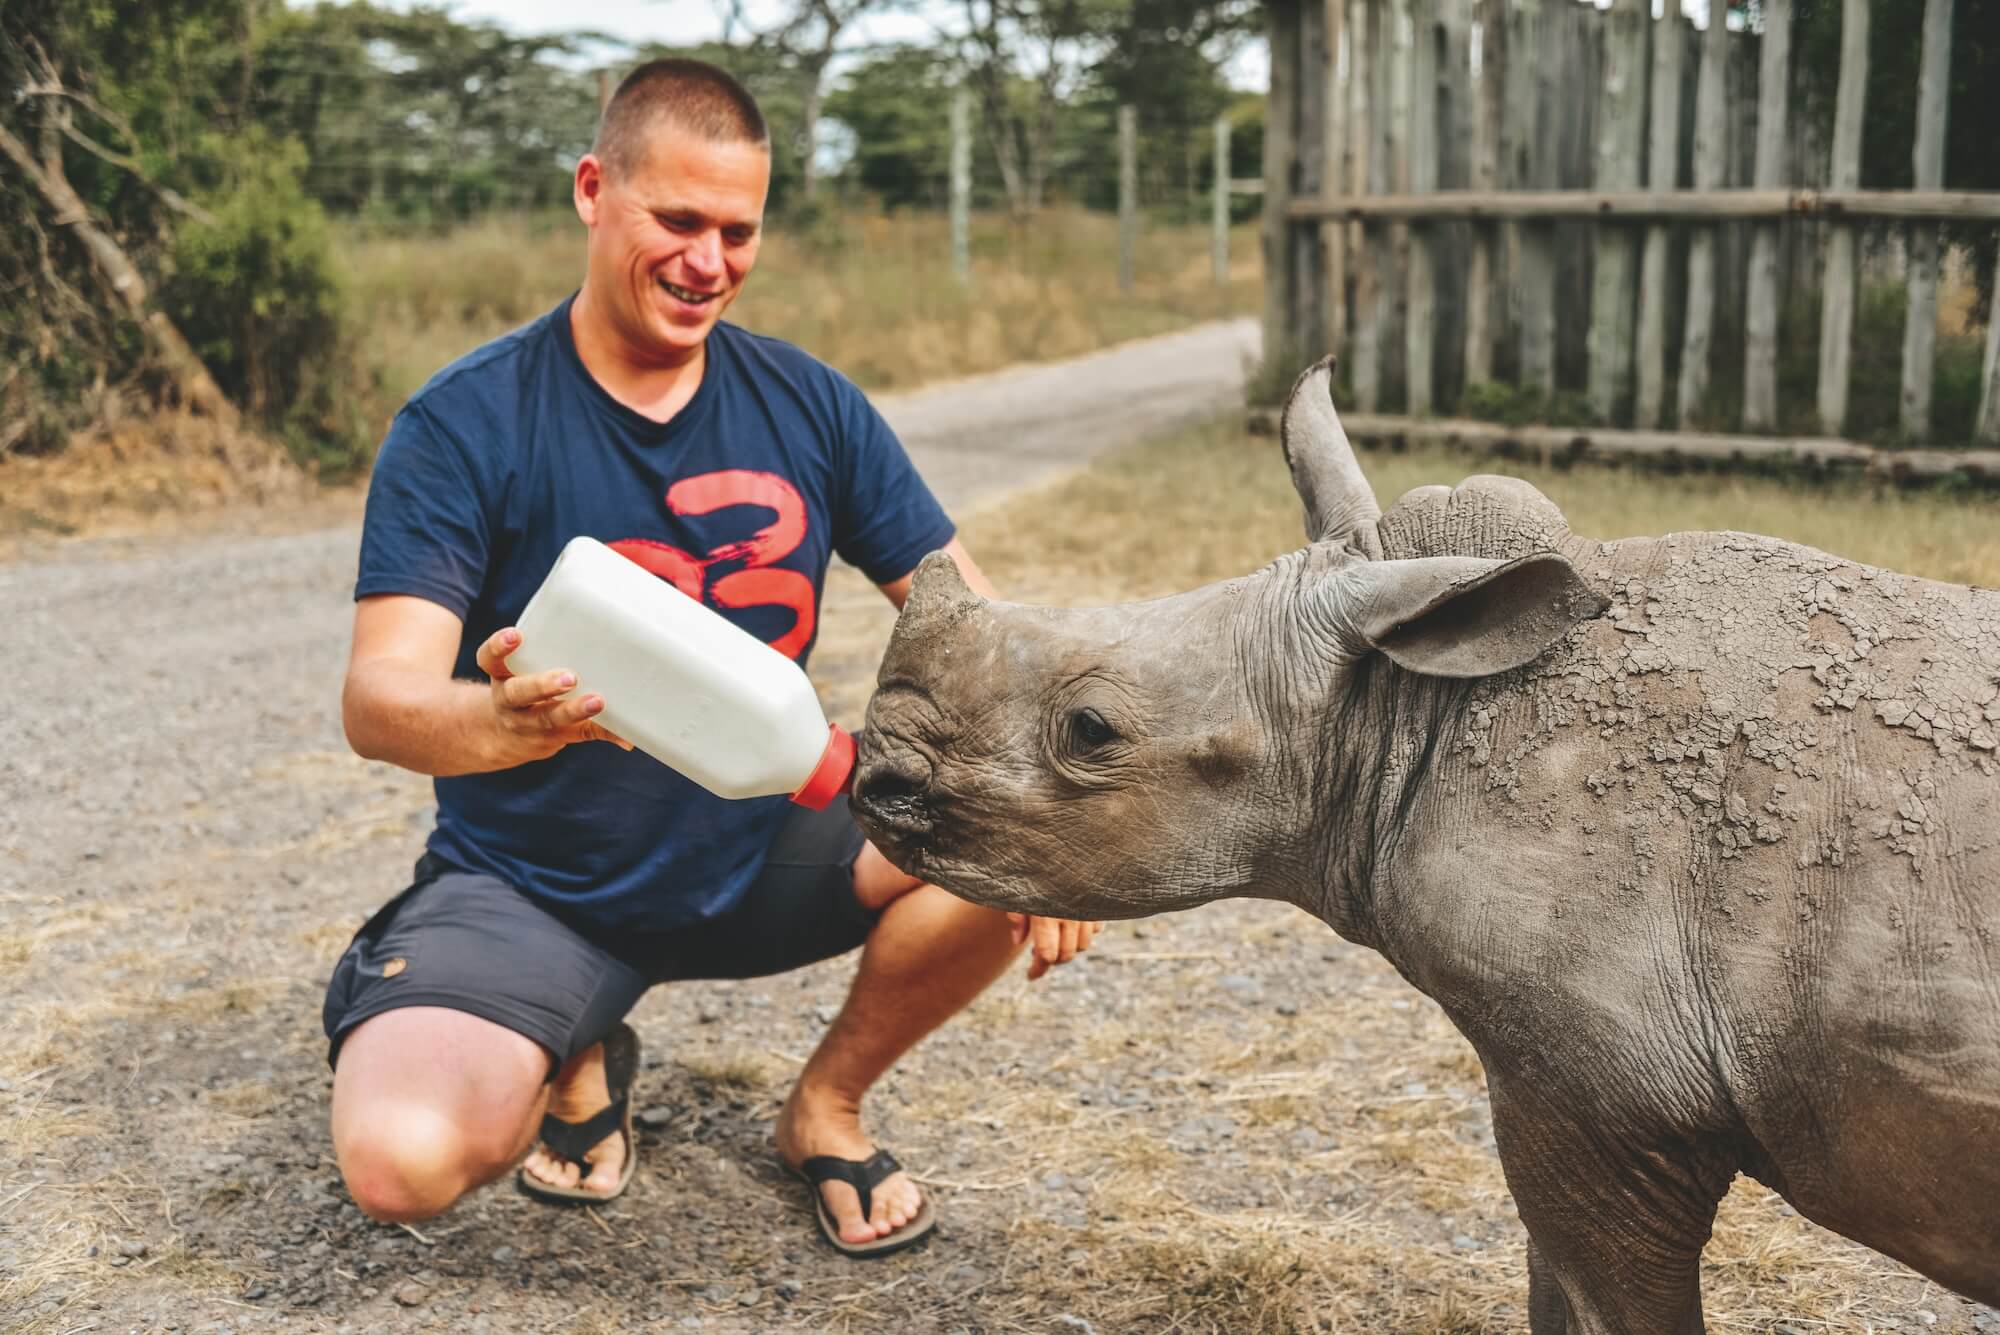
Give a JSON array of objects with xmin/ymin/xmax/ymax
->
[
  {"xmin": 160, "ymin": 135, "xmax": 370, "ymax": 472},
  {"xmin": 1457, "ymin": 383, "xmax": 1599, "ymax": 428},
  {"xmin": 824, "ymin": 47, "xmax": 962, "ymax": 210}
]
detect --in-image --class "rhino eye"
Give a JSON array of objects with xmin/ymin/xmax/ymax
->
[{"xmin": 1071, "ymin": 707, "xmax": 1118, "ymax": 749}]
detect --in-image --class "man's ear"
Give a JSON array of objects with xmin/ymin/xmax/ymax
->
[{"xmin": 1321, "ymin": 552, "xmax": 1608, "ymax": 679}]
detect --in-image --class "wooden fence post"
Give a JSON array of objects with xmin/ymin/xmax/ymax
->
[
  {"xmin": 1589, "ymin": 0, "xmax": 1646, "ymax": 423},
  {"xmin": 1634, "ymin": 5, "xmax": 1684, "ymax": 428},
  {"xmin": 1383, "ymin": 0, "xmax": 1411, "ymax": 399},
  {"xmin": 1322, "ymin": 0, "xmax": 1349, "ymax": 357},
  {"xmin": 1743, "ymin": 0, "xmax": 1791, "ymax": 430},
  {"xmin": 1354, "ymin": 0, "xmax": 1386, "ymax": 410},
  {"xmin": 1979, "ymin": 236, "xmax": 2000, "ymax": 443},
  {"xmin": 1263, "ymin": 0, "xmax": 1302, "ymax": 381},
  {"xmin": 950, "ymin": 87, "xmax": 971, "ymax": 286},
  {"xmin": 1212, "ymin": 116, "xmax": 1231, "ymax": 286},
  {"xmin": 1118, "ymin": 104, "xmax": 1137, "ymax": 294},
  {"xmin": 1346, "ymin": 0, "xmax": 1375, "ymax": 385},
  {"xmin": 1296, "ymin": 0, "xmax": 1329, "ymax": 357},
  {"xmin": 1677, "ymin": 4, "xmax": 1730, "ymax": 425},
  {"xmin": 1510, "ymin": 0, "xmax": 1556, "ymax": 397},
  {"xmin": 1817, "ymin": 0, "xmax": 1869, "ymax": 436},
  {"xmin": 1900, "ymin": 0, "xmax": 1954, "ymax": 441},
  {"xmin": 1406, "ymin": 0, "xmax": 1439, "ymax": 416},
  {"xmin": 1463, "ymin": 0, "xmax": 1501, "ymax": 388}
]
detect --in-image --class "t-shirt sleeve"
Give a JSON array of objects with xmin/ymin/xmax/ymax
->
[
  {"xmin": 354, "ymin": 401, "xmax": 492, "ymax": 620},
  {"xmin": 829, "ymin": 376, "xmax": 956, "ymax": 585}
]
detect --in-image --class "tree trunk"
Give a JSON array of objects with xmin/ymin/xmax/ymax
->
[{"xmin": 0, "ymin": 119, "xmax": 240, "ymax": 429}]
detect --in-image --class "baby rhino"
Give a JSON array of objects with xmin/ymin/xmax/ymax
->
[{"xmin": 851, "ymin": 360, "xmax": 2000, "ymax": 1334}]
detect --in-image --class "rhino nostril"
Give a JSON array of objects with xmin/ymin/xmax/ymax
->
[{"xmin": 853, "ymin": 762, "xmax": 933, "ymax": 829}]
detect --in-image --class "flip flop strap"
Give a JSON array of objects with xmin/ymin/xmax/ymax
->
[
  {"xmin": 538, "ymin": 1097, "xmax": 626, "ymax": 1165},
  {"xmin": 801, "ymin": 1149, "xmax": 901, "ymax": 1225}
]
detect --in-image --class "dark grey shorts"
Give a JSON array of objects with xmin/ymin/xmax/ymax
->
[{"xmin": 322, "ymin": 796, "xmax": 872, "ymax": 1071}]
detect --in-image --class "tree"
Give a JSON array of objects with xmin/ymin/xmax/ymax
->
[
  {"xmin": 823, "ymin": 45, "xmax": 964, "ymax": 208},
  {"xmin": 761, "ymin": 0, "xmax": 886, "ymax": 203}
]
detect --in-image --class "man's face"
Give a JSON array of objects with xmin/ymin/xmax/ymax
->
[{"xmin": 574, "ymin": 123, "xmax": 770, "ymax": 364}]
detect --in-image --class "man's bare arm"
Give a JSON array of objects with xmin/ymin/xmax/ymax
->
[{"xmin": 342, "ymin": 594, "xmax": 627, "ymax": 778}]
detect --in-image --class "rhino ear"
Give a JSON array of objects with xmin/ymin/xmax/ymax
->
[
  {"xmin": 1327, "ymin": 552, "xmax": 1608, "ymax": 679},
  {"xmin": 1280, "ymin": 357, "xmax": 1382, "ymax": 556}
]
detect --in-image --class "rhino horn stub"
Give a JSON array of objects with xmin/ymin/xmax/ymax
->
[
  {"xmin": 1279, "ymin": 357, "xmax": 1382, "ymax": 558},
  {"xmin": 900, "ymin": 549, "xmax": 982, "ymax": 626}
]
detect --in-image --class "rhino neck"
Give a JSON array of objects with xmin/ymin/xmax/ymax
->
[{"xmin": 1298, "ymin": 652, "xmax": 1476, "ymax": 953}]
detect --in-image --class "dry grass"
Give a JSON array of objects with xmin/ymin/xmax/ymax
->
[
  {"xmin": 961, "ymin": 417, "xmax": 2000, "ymax": 604},
  {"xmin": 340, "ymin": 205, "xmax": 1261, "ymax": 427}
]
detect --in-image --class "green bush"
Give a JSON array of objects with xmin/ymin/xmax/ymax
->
[{"xmin": 160, "ymin": 134, "xmax": 372, "ymax": 475}]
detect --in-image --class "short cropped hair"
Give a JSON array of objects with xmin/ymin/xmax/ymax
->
[{"xmin": 593, "ymin": 58, "xmax": 769, "ymax": 175}]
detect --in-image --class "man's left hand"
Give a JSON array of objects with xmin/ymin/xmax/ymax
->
[{"xmin": 1009, "ymin": 915, "xmax": 1104, "ymax": 980}]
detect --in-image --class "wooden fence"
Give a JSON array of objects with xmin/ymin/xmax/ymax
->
[{"xmin": 1260, "ymin": 0, "xmax": 2000, "ymax": 468}]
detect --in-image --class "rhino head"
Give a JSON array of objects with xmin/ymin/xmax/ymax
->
[{"xmin": 852, "ymin": 360, "xmax": 1608, "ymax": 937}]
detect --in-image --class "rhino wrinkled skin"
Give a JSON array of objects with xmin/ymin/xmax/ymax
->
[{"xmin": 852, "ymin": 360, "xmax": 2000, "ymax": 1333}]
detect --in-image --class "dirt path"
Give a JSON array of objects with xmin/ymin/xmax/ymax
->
[
  {"xmin": 0, "ymin": 322, "xmax": 1299, "ymax": 1334},
  {"xmin": 9, "ymin": 312, "xmax": 1990, "ymax": 1335}
]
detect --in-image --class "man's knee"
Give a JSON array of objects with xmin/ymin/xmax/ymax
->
[{"xmin": 335, "ymin": 1101, "xmax": 520, "ymax": 1223}]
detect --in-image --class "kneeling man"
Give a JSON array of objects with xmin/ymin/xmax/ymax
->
[{"xmin": 326, "ymin": 57, "xmax": 1098, "ymax": 1258}]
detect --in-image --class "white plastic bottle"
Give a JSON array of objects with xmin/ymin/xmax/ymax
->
[{"xmin": 506, "ymin": 535, "xmax": 854, "ymax": 808}]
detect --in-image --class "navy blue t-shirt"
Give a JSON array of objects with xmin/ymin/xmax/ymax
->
[{"xmin": 356, "ymin": 296, "xmax": 954, "ymax": 937}]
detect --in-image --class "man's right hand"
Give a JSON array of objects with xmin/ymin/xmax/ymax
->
[{"xmin": 476, "ymin": 627, "xmax": 634, "ymax": 764}]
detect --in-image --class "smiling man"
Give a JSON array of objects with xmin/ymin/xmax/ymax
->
[{"xmin": 326, "ymin": 58, "xmax": 1099, "ymax": 1258}]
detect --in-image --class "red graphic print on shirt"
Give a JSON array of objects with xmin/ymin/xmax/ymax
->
[{"xmin": 609, "ymin": 470, "xmax": 816, "ymax": 660}]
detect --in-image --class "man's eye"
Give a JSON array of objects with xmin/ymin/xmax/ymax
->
[
  {"xmin": 1071, "ymin": 707, "xmax": 1117, "ymax": 749},
  {"xmin": 724, "ymin": 228, "xmax": 756, "ymax": 246}
]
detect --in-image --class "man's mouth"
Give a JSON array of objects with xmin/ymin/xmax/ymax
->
[{"xmin": 657, "ymin": 277, "xmax": 719, "ymax": 305}]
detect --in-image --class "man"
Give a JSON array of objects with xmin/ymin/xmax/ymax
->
[{"xmin": 326, "ymin": 57, "xmax": 1099, "ymax": 1258}]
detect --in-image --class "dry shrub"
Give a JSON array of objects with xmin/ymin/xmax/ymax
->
[{"xmin": 0, "ymin": 410, "xmax": 306, "ymax": 542}]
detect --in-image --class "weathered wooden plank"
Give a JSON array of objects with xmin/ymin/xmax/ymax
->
[
  {"xmin": 1345, "ymin": 0, "xmax": 1373, "ymax": 371},
  {"xmin": 1979, "ymin": 237, "xmax": 2000, "ymax": 443},
  {"xmin": 1900, "ymin": 0, "xmax": 1954, "ymax": 441},
  {"xmin": 1679, "ymin": 14, "xmax": 1733, "ymax": 423},
  {"xmin": 1635, "ymin": 8, "xmax": 1685, "ymax": 428},
  {"xmin": 1590, "ymin": 0, "xmax": 1646, "ymax": 422},
  {"xmin": 1296, "ymin": 0, "xmax": 1329, "ymax": 357},
  {"xmin": 1816, "ymin": 0, "xmax": 1869, "ymax": 436},
  {"xmin": 1463, "ymin": 0, "xmax": 1501, "ymax": 387},
  {"xmin": 1352, "ymin": 0, "xmax": 1385, "ymax": 411},
  {"xmin": 1512, "ymin": 0, "xmax": 1556, "ymax": 396},
  {"xmin": 1242, "ymin": 410, "xmax": 2000, "ymax": 484},
  {"xmin": 1406, "ymin": 0, "xmax": 1439, "ymax": 416},
  {"xmin": 1287, "ymin": 188, "xmax": 2000, "ymax": 223},
  {"xmin": 1321, "ymin": 0, "xmax": 1349, "ymax": 354},
  {"xmin": 1261, "ymin": 0, "xmax": 1301, "ymax": 381},
  {"xmin": 1742, "ymin": 0, "xmax": 1791, "ymax": 430},
  {"xmin": 1384, "ymin": 0, "xmax": 1412, "ymax": 402}
]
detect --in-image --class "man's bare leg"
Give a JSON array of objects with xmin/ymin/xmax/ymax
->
[
  {"xmin": 774, "ymin": 842, "xmax": 1022, "ymax": 1245},
  {"xmin": 331, "ymin": 1006, "xmax": 551, "ymax": 1221}
]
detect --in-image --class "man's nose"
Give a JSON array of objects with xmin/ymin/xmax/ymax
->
[{"xmin": 683, "ymin": 230, "xmax": 723, "ymax": 279}]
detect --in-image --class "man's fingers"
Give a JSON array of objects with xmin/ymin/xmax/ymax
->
[
  {"xmin": 1055, "ymin": 918, "xmax": 1080, "ymax": 965},
  {"xmin": 536, "ymin": 693, "xmax": 605, "ymax": 733},
  {"xmin": 475, "ymin": 627, "xmax": 522, "ymax": 679},
  {"xmin": 500, "ymin": 667, "xmax": 579, "ymax": 710},
  {"xmin": 1008, "ymin": 913, "xmax": 1030, "ymax": 947},
  {"xmin": 579, "ymin": 722, "xmax": 636, "ymax": 751}
]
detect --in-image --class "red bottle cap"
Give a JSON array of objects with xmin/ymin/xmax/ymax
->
[{"xmin": 790, "ymin": 723, "xmax": 856, "ymax": 810}]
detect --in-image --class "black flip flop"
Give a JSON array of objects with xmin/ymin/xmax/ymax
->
[
  {"xmin": 797, "ymin": 1148, "xmax": 937, "ymax": 1259},
  {"xmin": 518, "ymin": 1023, "xmax": 640, "ymax": 1205}
]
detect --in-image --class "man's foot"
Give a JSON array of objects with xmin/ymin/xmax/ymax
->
[
  {"xmin": 776, "ymin": 1081, "xmax": 926, "ymax": 1246},
  {"xmin": 520, "ymin": 1039, "xmax": 627, "ymax": 1198}
]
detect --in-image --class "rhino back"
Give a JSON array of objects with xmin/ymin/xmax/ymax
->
[{"xmin": 1392, "ymin": 523, "xmax": 2000, "ymax": 1267}]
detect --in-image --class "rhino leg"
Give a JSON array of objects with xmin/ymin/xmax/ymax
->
[{"xmin": 1489, "ymin": 1071, "xmax": 1734, "ymax": 1335}]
